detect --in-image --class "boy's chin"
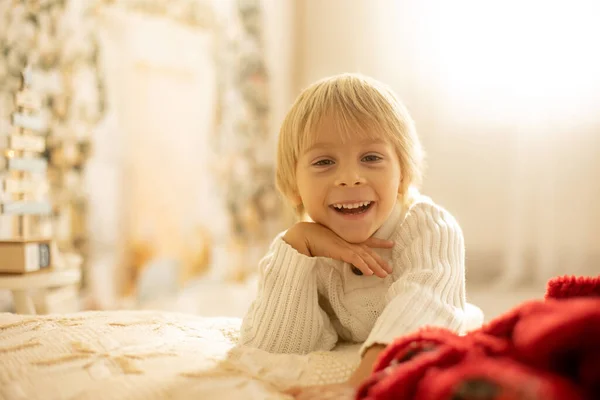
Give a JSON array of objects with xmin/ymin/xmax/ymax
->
[{"xmin": 334, "ymin": 229, "xmax": 372, "ymax": 244}]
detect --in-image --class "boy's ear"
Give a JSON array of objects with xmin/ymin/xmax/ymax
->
[
  {"xmin": 287, "ymin": 189, "xmax": 302, "ymax": 208},
  {"xmin": 292, "ymin": 193, "xmax": 303, "ymax": 209}
]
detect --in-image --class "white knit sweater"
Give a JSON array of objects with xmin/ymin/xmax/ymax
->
[{"xmin": 240, "ymin": 195, "xmax": 468, "ymax": 356}]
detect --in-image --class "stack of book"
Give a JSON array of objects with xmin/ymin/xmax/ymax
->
[{"xmin": 0, "ymin": 65, "xmax": 56, "ymax": 274}]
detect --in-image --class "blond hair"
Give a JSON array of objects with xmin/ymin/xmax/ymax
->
[{"xmin": 276, "ymin": 73, "xmax": 425, "ymax": 216}]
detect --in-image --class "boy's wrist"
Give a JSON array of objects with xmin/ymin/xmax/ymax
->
[
  {"xmin": 282, "ymin": 222, "xmax": 313, "ymax": 257},
  {"xmin": 348, "ymin": 344, "xmax": 387, "ymax": 388}
]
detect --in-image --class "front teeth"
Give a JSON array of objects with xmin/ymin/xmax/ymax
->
[{"xmin": 333, "ymin": 201, "xmax": 371, "ymax": 210}]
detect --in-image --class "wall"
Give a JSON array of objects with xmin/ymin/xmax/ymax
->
[
  {"xmin": 262, "ymin": 0, "xmax": 296, "ymax": 146},
  {"xmin": 292, "ymin": 0, "xmax": 600, "ymax": 281},
  {"xmin": 87, "ymin": 6, "xmax": 222, "ymax": 305}
]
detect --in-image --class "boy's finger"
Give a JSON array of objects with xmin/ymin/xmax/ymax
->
[
  {"xmin": 357, "ymin": 249, "xmax": 388, "ymax": 278},
  {"xmin": 364, "ymin": 247, "xmax": 393, "ymax": 274},
  {"xmin": 283, "ymin": 386, "xmax": 302, "ymax": 396},
  {"xmin": 364, "ymin": 237, "xmax": 394, "ymax": 248},
  {"xmin": 343, "ymin": 252, "xmax": 373, "ymax": 276}
]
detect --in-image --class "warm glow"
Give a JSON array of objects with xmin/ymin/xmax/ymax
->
[{"xmin": 433, "ymin": 0, "xmax": 600, "ymax": 119}]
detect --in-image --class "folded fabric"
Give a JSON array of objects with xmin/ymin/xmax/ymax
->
[
  {"xmin": 472, "ymin": 276, "xmax": 600, "ymax": 399},
  {"xmin": 356, "ymin": 275, "xmax": 600, "ymax": 400},
  {"xmin": 356, "ymin": 328, "xmax": 470, "ymax": 400},
  {"xmin": 478, "ymin": 289, "xmax": 600, "ymax": 398},
  {"xmin": 356, "ymin": 328, "xmax": 513, "ymax": 400},
  {"xmin": 357, "ymin": 340, "xmax": 585, "ymax": 400},
  {"xmin": 509, "ymin": 298, "xmax": 600, "ymax": 398},
  {"xmin": 545, "ymin": 275, "xmax": 600, "ymax": 300},
  {"xmin": 413, "ymin": 356, "xmax": 585, "ymax": 400}
]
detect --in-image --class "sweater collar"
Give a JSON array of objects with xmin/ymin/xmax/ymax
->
[{"xmin": 372, "ymin": 201, "xmax": 405, "ymax": 240}]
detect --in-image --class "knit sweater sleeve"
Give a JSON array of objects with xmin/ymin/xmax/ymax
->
[
  {"xmin": 239, "ymin": 234, "xmax": 338, "ymax": 354},
  {"xmin": 361, "ymin": 203, "xmax": 467, "ymax": 356}
]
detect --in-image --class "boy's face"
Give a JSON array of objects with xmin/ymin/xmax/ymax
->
[{"xmin": 295, "ymin": 117, "xmax": 402, "ymax": 243}]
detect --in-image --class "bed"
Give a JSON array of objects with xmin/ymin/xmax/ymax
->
[
  {"xmin": 0, "ymin": 303, "xmax": 484, "ymax": 400},
  {"xmin": 0, "ymin": 310, "xmax": 361, "ymax": 400}
]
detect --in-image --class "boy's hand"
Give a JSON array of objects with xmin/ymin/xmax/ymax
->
[
  {"xmin": 283, "ymin": 222, "xmax": 393, "ymax": 278},
  {"xmin": 284, "ymin": 383, "xmax": 354, "ymax": 399}
]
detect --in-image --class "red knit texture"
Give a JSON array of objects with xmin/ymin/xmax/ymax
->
[
  {"xmin": 511, "ymin": 297, "xmax": 600, "ymax": 397},
  {"xmin": 356, "ymin": 275, "xmax": 600, "ymax": 400},
  {"xmin": 414, "ymin": 357, "xmax": 585, "ymax": 400},
  {"xmin": 545, "ymin": 275, "xmax": 600, "ymax": 299}
]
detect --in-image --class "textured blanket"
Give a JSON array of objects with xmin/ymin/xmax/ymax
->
[{"xmin": 0, "ymin": 310, "xmax": 361, "ymax": 400}]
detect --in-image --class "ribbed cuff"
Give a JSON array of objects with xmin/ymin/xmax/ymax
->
[
  {"xmin": 263, "ymin": 238, "xmax": 318, "ymax": 283},
  {"xmin": 360, "ymin": 302, "xmax": 466, "ymax": 357},
  {"xmin": 246, "ymin": 238, "xmax": 324, "ymax": 353},
  {"xmin": 360, "ymin": 328, "xmax": 402, "ymax": 358}
]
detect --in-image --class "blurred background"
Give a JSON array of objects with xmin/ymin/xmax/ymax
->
[{"xmin": 0, "ymin": 0, "xmax": 598, "ymax": 320}]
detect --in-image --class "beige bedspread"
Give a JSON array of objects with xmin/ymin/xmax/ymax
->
[{"xmin": 0, "ymin": 310, "xmax": 361, "ymax": 400}]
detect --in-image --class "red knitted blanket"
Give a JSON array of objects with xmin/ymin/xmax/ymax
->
[{"xmin": 357, "ymin": 275, "xmax": 600, "ymax": 400}]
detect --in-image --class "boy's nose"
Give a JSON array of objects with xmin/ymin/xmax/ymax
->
[{"xmin": 335, "ymin": 171, "xmax": 366, "ymax": 187}]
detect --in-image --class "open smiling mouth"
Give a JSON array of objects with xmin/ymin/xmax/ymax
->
[{"xmin": 330, "ymin": 201, "xmax": 374, "ymax": 215}]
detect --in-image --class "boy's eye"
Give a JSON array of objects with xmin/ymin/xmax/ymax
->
[
  {"xmin": 362, "ymin": 154, "xmax": 382, "ymax": 162},
  {"xmin": 313, "ymin": 159, "xmax": 334, "ymax": 166}
]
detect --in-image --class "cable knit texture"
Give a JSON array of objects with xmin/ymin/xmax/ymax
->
[{"xmin": 240, "ymin": 195, "xmax": 468, "ymax": 356}]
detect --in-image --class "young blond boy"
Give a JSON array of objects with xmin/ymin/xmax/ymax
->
[{"xmin": 240, "ymin": 73, "xmax": 476, "ymax": 398}]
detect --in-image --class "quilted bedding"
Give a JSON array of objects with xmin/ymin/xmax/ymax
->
[{"xmin": 0, "ymin": 310, "xmax": 361, "ymax": 400}]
